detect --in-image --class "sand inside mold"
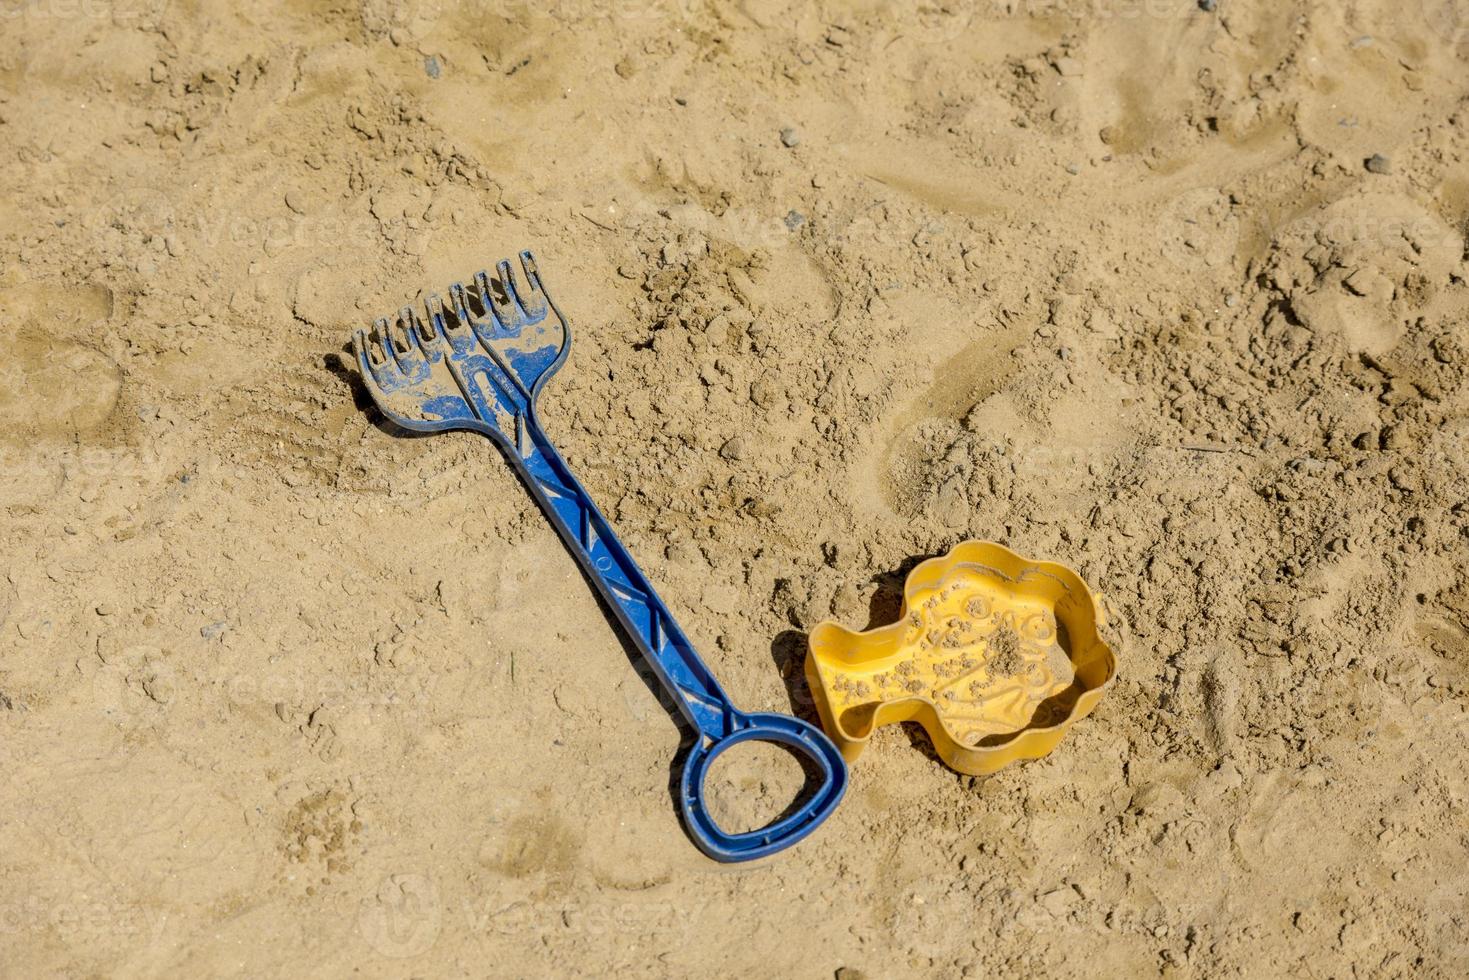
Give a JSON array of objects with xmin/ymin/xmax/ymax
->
[{"xmin": 2, "ymin": 1, "xmax": 1467, "ymax": 976}]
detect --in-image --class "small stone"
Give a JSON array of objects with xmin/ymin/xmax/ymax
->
[
  {"xmin": 1198, "ymin": 0, "xmax": 1217, "ymax": 10},
  {"xmin": 95, "ymin": 602, "xmax": 117, "ymax": 616},
  {"xmin": 1365, "ymin": 153, "xmax": 1391, "ymax": 174},
  {"xmin": 201, "ymin": 621, "xmax": 229, "ymax": 640},
  {"xmin": 784, "ymin": 210, "xmax": 805, "ymax": 230},
  {"xmin": 1054, "ymin": 56, "xmax": 1082, "ymax": 77},
  {"xmin": 835, "ymin": 969, "xmax": 869, "ymax": 980},
  {"xmin": 424, "ymin": 55, "xmax": 441, "ymax": 79},
  {"xmin": 719, "ymin": 436, "xmax": 748, "ymax": 461},
  {"xmin": 779, "ymin": 127, "xmax": 800, "ymax": 148}
]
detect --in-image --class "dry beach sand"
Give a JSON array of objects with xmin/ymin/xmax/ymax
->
[{"xmin": 2, "ymin": 0, "xmax": 1468, "ymax": 976}]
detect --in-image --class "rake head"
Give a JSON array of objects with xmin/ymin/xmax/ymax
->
[{"xmin": 352, "ymin": 251, "xmax": 568, "ymax": 447}]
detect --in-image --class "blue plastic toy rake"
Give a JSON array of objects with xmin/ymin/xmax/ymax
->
[{"xmin": 351, "ymin": 251, "xmax": 847, "ymax": 861}]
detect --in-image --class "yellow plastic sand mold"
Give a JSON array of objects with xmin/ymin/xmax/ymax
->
[{"xmin": 805, "ymin": 541, "xmax": 1117, "ymax": 776}]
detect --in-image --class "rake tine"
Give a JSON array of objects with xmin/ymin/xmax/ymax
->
[
  {"xmin": 490, "ymin": 260, "xmax": 526, "ymax": 329},
  {"xmin": 353, "ymin": 326, "xmax": 392, "ymax": 392},
  {"xmin": 514, "ymin": 250, "xmax": 548, "ymax": 318}
]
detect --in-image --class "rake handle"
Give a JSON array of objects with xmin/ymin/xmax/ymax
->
[{"xmin": 509, "ymin": 415, "xmax": 847, "ymax": 861}]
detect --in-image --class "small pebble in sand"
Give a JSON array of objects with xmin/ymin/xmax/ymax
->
[
  {"xmin": 424, "ymin": 55, "xmax": 441, "ymax": 79},
  {"xmin": 1365, "ymin": 153, "xmax": 1392, "ymax": 174},
  {"xmin": 1198, "ymin": 0, "xmax": 1218, "ymax": 10},
  {"xmin": 780, "ymin": 127, "xmax": 800, "ymax": 148},
  {"xmin": 784, "ymin": 210, "xmax": 805, "ymax": 230}
]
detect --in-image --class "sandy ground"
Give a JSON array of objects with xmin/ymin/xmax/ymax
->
[{"xmin": 2, "ymin": 0, "xmax": 1468, "ymax": 976}]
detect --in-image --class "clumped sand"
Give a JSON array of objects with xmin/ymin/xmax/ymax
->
[
  {"xmin": 2, "ymin": 1, "xmax": 1468, "ymax": 976},
  {"xmin": 984, "ymin": 623, "xmax": 1025, "ymax": 678}
]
